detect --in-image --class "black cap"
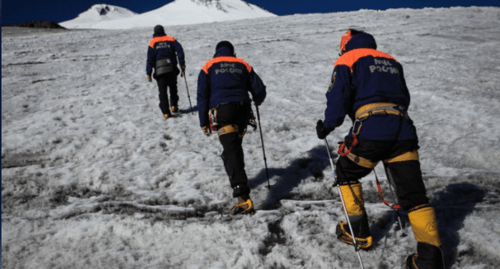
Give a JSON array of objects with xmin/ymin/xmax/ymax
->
[
  {"xmin": 215, "ymin": 41, "xmax": 234, "ymax": 54},
  {"xmin": 154, "ymin": 25, "xmax": 165, "ymax": 35}
]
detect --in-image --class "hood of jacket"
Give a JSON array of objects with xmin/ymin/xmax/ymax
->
[
  {"xmin": 345, "ymin": 32, "xmax": 377, "ymax": 52},
  {"xmin": 213, "ymin": 47, "xmax": 235, "ymax": 58}
]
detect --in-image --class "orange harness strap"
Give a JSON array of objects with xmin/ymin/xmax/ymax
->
[{"xmin": 338, "ymin": 132, "xmax": 359, "ymax": 157}]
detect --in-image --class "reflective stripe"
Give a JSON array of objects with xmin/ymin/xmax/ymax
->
[
  {"xmin": 202, "ymin": 56, "xmax": 252, "ymax": 74},
  {"xmin": 149, "ymin": 36, "xmax": 176, "ymax": 48},
  {"xmin": 384, "ymin": 150, "xmax": 419, "ymax": 163},
  {"xmin": 355, "ymin": 102, "xmax": 403, "ymax": 119},
  {"xmin": 217, "ymin": 125, "xmax": 238, "ymax": 136}
]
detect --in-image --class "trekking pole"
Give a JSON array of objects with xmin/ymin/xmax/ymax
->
[
  {"xmin": 324, "ymin": 139, "xmax": 365, "ymax": 269},
  {"xmin": 373, "ymin": 168, "xmax": 404, "ymax": 232},
  {"xmin": 383, "ymin": 166, "xmax": 407, "ymax": 233},
  {"xmin": 182, "ymin": 70, "xmax": 194, "ymax": 115},
  {"xmin": 255, "ymin": 104, "xmax": 271, "ymax": 189}
]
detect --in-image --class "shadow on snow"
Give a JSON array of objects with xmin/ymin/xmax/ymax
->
[
  {"xmin": 432, "ymin": 183, "xmax": 485, "ymax": 268},
  {"xmin": 178, "ymin": 105, "xmax": 197, "ymax": 115},
  {"xmin": 249, "ymin": 145, "xmax": 336, "ymax": 209},
  {"xmin": 370, "ymin": 182, "xmax": 485, "ymax": 269}
]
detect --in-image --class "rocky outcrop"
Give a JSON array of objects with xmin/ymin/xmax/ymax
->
[{"xmin": 8, "ymin": 21, "xmax": 65, "ymax": 29}]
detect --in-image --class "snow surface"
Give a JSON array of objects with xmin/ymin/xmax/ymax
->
[
  {"xmin": 2, "ymin": 6, "xmax": 500, "ymax": 269},
  {"xmin": 60, "ymin": 0, "xmax": 277, "ymax": 30}
]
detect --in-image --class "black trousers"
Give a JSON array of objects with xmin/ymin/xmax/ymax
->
[
  {"xmin": 336, "ymin": 137, "xmax": 429, "ymax": 211},
  {"xmin": 216, "ymin": 102, "xmax": 252, "ymax": 198},
  {"xmin": 155, "ymin": 72, "xmax": 178, "ymax": 115}
]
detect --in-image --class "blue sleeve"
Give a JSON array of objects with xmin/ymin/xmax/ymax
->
[
  {"xmin": 248, "ymin": 69, "xmax": 266, "ymax": 106},
  {"xmin": 399, "ymin": 64, "xmax": 411, "ymax": 107},
  {"xmin": 146, "ymin": 46, "xmax": 155, "ymax": 76},
  {"xmin": 173, "ymin": 40, "xmax": 185, "ymax": 67},
  {"xmin": 197, "ymin": 70, "xmax": 211, "ymax": 127},
  {"xmin": 324, "ymin": 65, "xmax": 353, "ymax": 131}
]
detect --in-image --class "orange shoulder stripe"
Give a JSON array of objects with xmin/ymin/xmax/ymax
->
[
  {"xmin": 149, "ymin": 36, "xmax": 176, "ymax": 48},
  {"xmin": 334, "ymin": 49, "xmax": 398, "ymax": 72},
  {"xmin": 202, "ymin": 57, "xmax": 252, "ymax": 74}
]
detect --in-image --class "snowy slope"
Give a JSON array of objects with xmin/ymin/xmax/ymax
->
[
  {"xmin": 60, "ymin": 0, "xmax": 277, "ymax": 29},
  {"xmin": 2, "ymin": 6, "xmax": 500, "ymax": 269}
]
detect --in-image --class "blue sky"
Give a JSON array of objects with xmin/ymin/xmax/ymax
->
[{"xmin": 2, "ymin": 0, "xmax": 500, "ymax": 25}]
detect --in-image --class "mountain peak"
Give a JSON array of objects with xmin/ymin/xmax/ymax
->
[
  {"xmin": 92, "ymin": 4, "xmax": 114, "ymax": 16},
  {"xmin": 192, "ymin": 0, "xmax": 231, "ymax": 13}
]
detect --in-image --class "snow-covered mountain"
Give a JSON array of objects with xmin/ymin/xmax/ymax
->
[
  {"xmin": 59, "ymin": 4, "xmax": 137, "ymax": 28},
  {"xmin": 60, "ymin": 0, "xmax": 277, "ymax": 29}
]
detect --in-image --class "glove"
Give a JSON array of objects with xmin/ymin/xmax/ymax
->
[
  {"xmin": 180, "ymin": 65, "xmax": 186, "ymax": 77},
  {"xmin": 147, "ymin": 75, "xmax": 152, "ymax": 82},
  {"xmin": 201, "ymin": 126, "xmax": 211, "ymax": 137},
  {"xmin": 316, "ymin": 120, "xmax": 332, "ymax": 139}
]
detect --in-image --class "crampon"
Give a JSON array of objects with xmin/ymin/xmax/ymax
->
[
  {"xmin": 229, "ymin": 197, "xmax": 255, "ymax": 218},
  {"xmin": 336, "ymin": 221, "xmax": 373, "ymax": 250}
]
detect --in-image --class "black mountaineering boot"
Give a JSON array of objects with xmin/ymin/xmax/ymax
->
[{"xmin": 406, "ymin": 243, "xmax": 445, "ymax": 269}]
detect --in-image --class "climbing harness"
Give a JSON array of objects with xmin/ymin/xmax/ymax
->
[
  {"xmin": 217, "ymin": 124, "xmax": 239, "ymax": 136},
  {"xmin": 209, "ymin": 107, "xmax": 218, "ymax": 131},
  {"xmin": 338, "ymin": 102, "xmax": 410, "ymax": 159},
  {"xmin": 337, "ymin": 103, "xmax": 413, "ymax": 214},
  {"xmin": 209, "ymin": 103, "xmax": 255, "ymax": 137}
]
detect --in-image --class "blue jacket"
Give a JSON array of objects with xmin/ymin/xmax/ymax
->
[
  {"xmin": 197, "ymin": 47, "xmax": 267, "ymax": 127},
  {"xmin": 146, "ymin": 34, "xmax": 185, "ymax": 76},
  {"xmin": 324, "ymin": 32, "xmax": 417, "ymax": 141}
]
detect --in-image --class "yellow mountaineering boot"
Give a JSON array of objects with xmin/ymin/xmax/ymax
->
[
  {"xmin": 229, "ymin": 196, "xmax": 255, "ymax": 218},
  {"xmin": 171, "ymin": 106, "xmax": 179, "ymax": 113},
  {"xmin": 163, "ymin": 114, "xmax": 170, "ymax": 120},
  {"xmin": 335, "ymin": 183, "xmax": 373, "ymax": 249},
  {"xmin": 406, "ymin": 206, "xmax": 445, "ymax": 269}
]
